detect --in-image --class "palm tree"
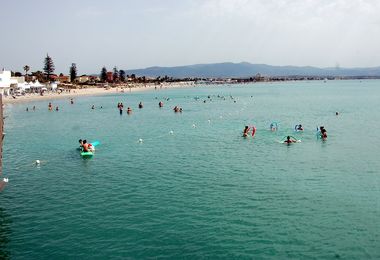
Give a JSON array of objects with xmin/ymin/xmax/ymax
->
[{"xmin": 23, "ymin": 65, "xmax": 30, "ymax": 81}]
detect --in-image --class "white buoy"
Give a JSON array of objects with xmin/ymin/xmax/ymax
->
[
  {"xmin": 35, "ymin": 160, "xmax": 40, "ymax": 165},
  {"xmin": 138, "ymin": 138, "xmax": 143, "ymax": 143},
  {"xmin": 3, "ymin": 178, "xmax": 8, "ymax": 183},
  {"xmin": 169, "ymin": 130, "xmax": 174, "ymax": 134}
]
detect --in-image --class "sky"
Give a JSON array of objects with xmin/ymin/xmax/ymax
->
[{"xmin": 1, "ymin": 0, "xmax": 380, "ymax": 74}]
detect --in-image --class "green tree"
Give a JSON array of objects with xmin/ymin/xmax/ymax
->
[
  {"xmin": 23, "ymin": 65, "xmax": 30, "ymax": 76},
  {"xmin": 70, "ymin": 63, "xmax": 77, "ymax": 83},
  {"xmin": 113, "ymin": 66, "xmax": 119, "ymax": 83},
  {"xmin": 43, "ymin": 54, "xmax": 55, "ymax": 82},
  {"xmin": 33, "ymin": 71, "xmax": 45, "ymax": 82},
  {"xmin": 100, "ymin": 66, "xmax": 107, "ymax": 83},
  {"xmin": 119, "ymin": 70, "xmax": 126, "ymax": 82}
]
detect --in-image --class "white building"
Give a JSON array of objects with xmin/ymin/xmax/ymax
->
[{"xmin": 0, "ymin": 70, "xmax": 15, "ymax": 95}]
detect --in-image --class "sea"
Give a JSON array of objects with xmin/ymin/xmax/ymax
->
[{"xmin": 1, "ymin": 80, "xmax": 380, "ymax": 259}]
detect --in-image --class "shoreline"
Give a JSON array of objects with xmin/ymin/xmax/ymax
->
[{"xmin": 3, "ymin": 82, "xmax": 195, "ymax": 105}]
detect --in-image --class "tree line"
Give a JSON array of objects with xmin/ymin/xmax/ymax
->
[{"xmin": 16, "ymin": 54, "xmax": 198, "ymax": 85}]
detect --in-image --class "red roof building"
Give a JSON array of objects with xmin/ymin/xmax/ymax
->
[{"xmin": 106, "ymin": 72, "xmax": 113, "ymax": 82}]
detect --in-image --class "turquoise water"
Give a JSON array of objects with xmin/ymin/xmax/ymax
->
[{"xmin": 1, "ymin": 80, "xmax": 380, "ymax": 259}]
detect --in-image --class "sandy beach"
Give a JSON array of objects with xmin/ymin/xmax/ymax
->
[{"xmin": 3, "ymin": 82, "xmax": 195, "ymax": 104}]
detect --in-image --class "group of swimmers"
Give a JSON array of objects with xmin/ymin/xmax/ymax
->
[
  {"xmin": 25, "ymin": 106, "xmax": 36, "ymax": 112},
  {"xmin": 48, "ymin": 102, "xmax": 59, "ymax": 111},
  {"xmin": 242, "ymin": 123, "xmax": 328, "ymax": 143},
  {"xmin": 117, "ymin": 102, "xmax": 132, "ymax": 115},
  {"xmin": 78, "ymin": 139, "xmax": 94, "ymax": 152}
]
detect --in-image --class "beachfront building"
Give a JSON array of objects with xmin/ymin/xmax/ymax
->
[
  {"xmin": 57, "ymin": 75, "xmax": 70, "ymax": 83},
  {"xmin": 0, "ymin": 70, "xmax": 19, "ymax": 95},
  {"xmin": 106, "ymin": 72, "xmax": 113, "ymax": 83},
  {"xmin": 76, "ymin": 75, "xmax": 90, "ymax": 83}
]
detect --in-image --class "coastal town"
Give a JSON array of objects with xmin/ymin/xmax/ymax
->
[{"xmin": 3, "ymin": 55, "xmax": 378, "ymax": 103}]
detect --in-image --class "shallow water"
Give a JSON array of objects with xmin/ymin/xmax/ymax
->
[{"xmin": 1, "ymin": 80, "xmax": 380, "ymax": 259}]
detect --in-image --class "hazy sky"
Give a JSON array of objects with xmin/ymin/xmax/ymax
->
[{"xmin": 1, "ymin": 0, "xmax": 380, "ymax": 74}]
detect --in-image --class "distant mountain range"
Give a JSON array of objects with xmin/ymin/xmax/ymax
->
[{"xmin": 124, "ymin": 62, "xmax": 380, "ymax": 78}]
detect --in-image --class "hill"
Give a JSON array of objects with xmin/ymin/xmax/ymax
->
[{"xmin": 123, "ymin": 62, "xmax": 380, "ymax": 78}]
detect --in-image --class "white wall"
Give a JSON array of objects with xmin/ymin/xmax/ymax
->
[{"xmin": 0, "ymin": 70, "xmax": 11, "ymax": 95}]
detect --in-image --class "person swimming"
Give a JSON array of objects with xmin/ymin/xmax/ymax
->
[
  {"xmin": 79, "ymin": 139, "xmax": 83, "ymax": 149},
  {"xmin": 159, "ymin": 101, "xmax": 164, "ymax": 108},
  {"xmin": 320, "ymin": 127, "xmax": 327, "ymax": 139},
  {"xmin": 138, "ymin": 102, "xmax": 143, "ymax": 109},
  {"xmin": 284, "ymin": 136, "xmax": 297, "ymax": 144},
  {"xmin": 243, "ymin": 126, "xmax": 250, "ymax": 137},
  {"xmin": 270, "ymin": 122, "xmax": 277, "ymax": 131},
  {"xmin": 127, "ymin": 107, "xmax": 132, "ymax": 114},
  {"xmin": 296, "ymin": 124, "xmax": 304, "ymax": 131},
  {"xmin": 318, "ymin": 126, "xmax": 327, "ymax": 139}
]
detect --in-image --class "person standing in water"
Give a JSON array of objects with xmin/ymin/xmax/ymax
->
[
  {"xmin": 243, "ymin": 126, "xmax": 250, "ymax": 137},
  {"xmin": 320, "ymin": 126, "xmax": 327, "ymax": 139},
  {"xmin": 118, "ymin": 103, "xmax": 124, "ymax": 115},
  {"xmin": 159, "ymin": 101, "xmax": 164, "ymax": 108},
  {"xmin": 138, "ymin": 102, "xmax": 143, "ymax": 109},
  {"xmin": 48, "ymin": 102, "xmax": 53, "ymax": 111}
]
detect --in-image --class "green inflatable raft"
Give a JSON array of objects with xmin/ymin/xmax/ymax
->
[{"xmin": 80, "ymin": 151, "xmax": 94, "ymax": 157}]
